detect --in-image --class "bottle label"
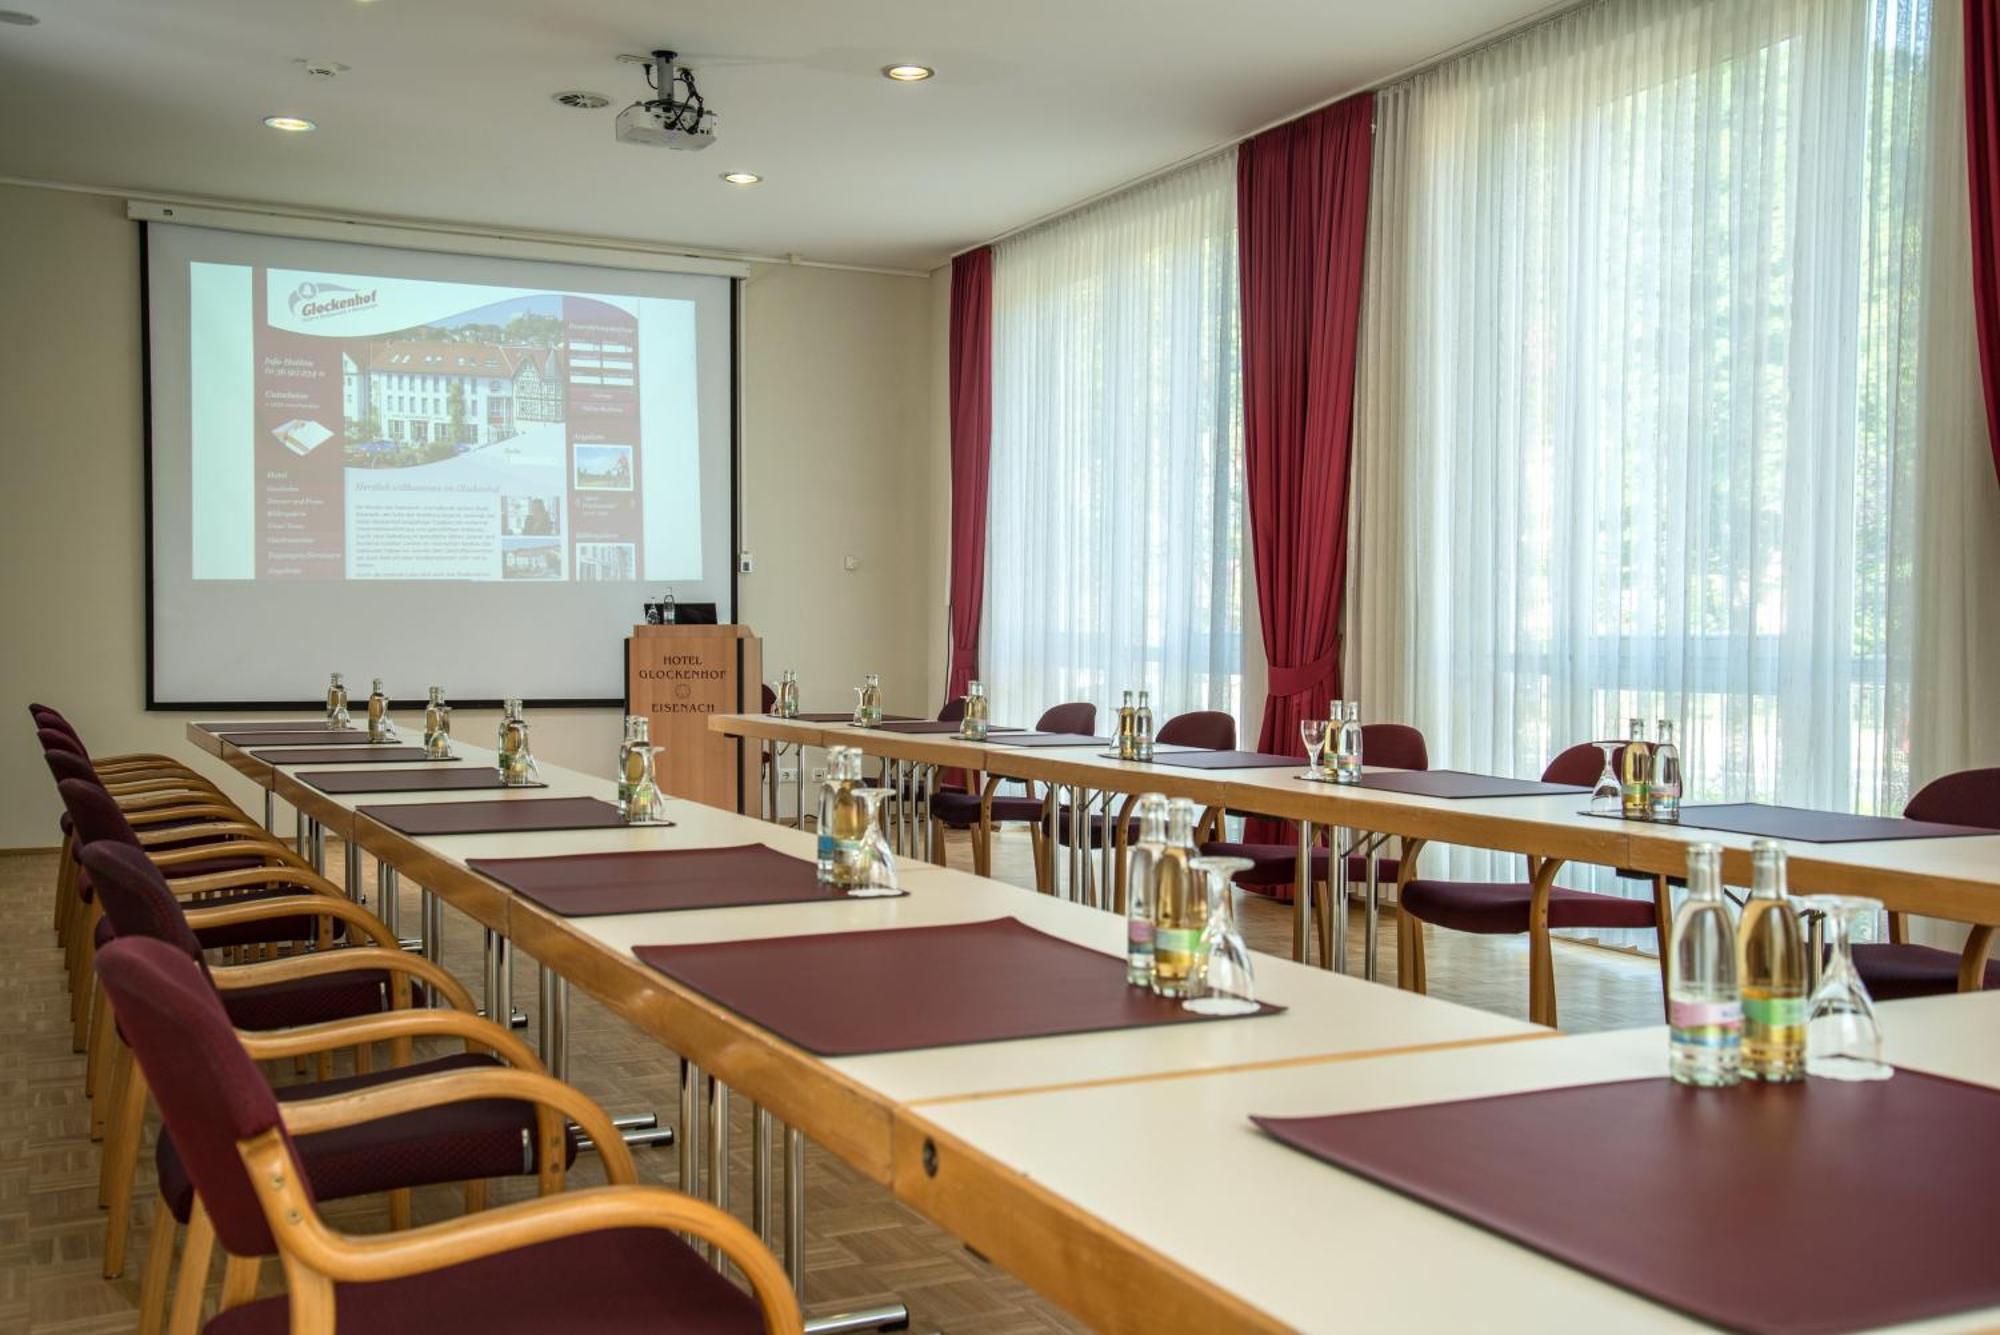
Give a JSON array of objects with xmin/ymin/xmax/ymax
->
[
  {"xmin": 1743, "ymin": 995, "xmax": 1806, "ymax": 1028},
  {"xmin": 1154, "ymin": 926, "xmax": 1200, "ymax": 957},
  {"xmin": 1127, "ymin": 919, "xmax": 1154, "ymax": 949},
  {"xmin": 1669, "ymin": 999, "xmax": 1742, "ymax": 1043}
]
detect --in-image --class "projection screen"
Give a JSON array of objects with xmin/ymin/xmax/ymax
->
[{"xmin": 143, "ymin": 219, "xmax": 737, "ymax": 706}]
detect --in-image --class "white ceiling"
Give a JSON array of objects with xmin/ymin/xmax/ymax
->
[{"xmin": 0, "ymin": 0, "xmax": 1554, "ymax": 271}]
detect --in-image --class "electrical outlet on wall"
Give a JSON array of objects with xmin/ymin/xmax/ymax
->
[
  {"xmin": 842, "ymin": 554, "xmax": 861, "ymax": 572},
  {"xmin": 738, "ymin": 551, "xmax": 755, "ymax": 574}
]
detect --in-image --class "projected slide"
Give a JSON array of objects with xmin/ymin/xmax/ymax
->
[{"xmin": 188, "ymin": 263, "xmax": 701, "ymax": 582}]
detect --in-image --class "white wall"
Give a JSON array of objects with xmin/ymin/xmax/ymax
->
[{"xmin": 0, "ymin": 183, "xmax": 942, "ymax": 847}]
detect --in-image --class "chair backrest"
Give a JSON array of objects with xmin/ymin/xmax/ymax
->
[
  {"xmin": 936, "ymin": 696, "xmax": 967, "ymax": 724},
  {"xmin": 94, "ymin": 936, "xmax": 301, "ymax": 1258},
  {"xmin": 78, "ymin": 840, "xmax": 209, "ymax": 966},
  {"xmin": 1905, "ymin": 768, "xmax": 2000, "ymax": 829},
  {"xmin": 1543, "ymin": 741, "xmax": 1624, "ymax": 787},
  {"xmin": 52, "ymin": 774, "xmax": 142, "ymax": 848},
  {"xmin": 1361, "ymin": 723, "xmax": 1429, "ymax": 771},
  {"xmin": 760, "ymin": 683, "xmax": 777, "ymax": 713},
  {"xmin": 1035, "ymin": 701, "xmax": 1098, "ymax": 735},
  {"xmin": 38, "ymin": 725, "xmax": 87, "ymax": 759},
  {"xmin": 32, "ymin": 705, "xmax": 79, "ymax": 739},
  {"xmin": 1160, "ymin": 710, "xmax": 1236, "ymax": 750}
]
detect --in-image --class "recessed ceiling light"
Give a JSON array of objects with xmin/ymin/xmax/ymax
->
[
  {"xmin": 883, "ymin": 64, "xmax": 934, "ymax": 82},
  {"xmin": 263, "ymin": 115, "xmax": 317, "ymax": 132},
  {"xmin": 0, "ymin": 10, "xmax": 41, "ymax": 23},
  {"xmin": 720, "ymin": 172, "xmax": 762, "ymax": 186}
]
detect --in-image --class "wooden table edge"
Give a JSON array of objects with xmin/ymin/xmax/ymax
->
[{"xmin": 891, "ymin": 1109, "xmax": 1293, "ymax": 1335}]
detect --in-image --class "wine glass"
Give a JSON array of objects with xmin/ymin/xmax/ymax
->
[
  {"xmin": 851, "ymin": 685, "xmax": 870, "ymax": 728},
  {"xmin": 1299, "ymin": 719, "xmax": 1330, "ymax": 780},
  {"xmin": 1589, "ymin": 741, "xmax": 1621, "ymax": 815},
  {"xmin": 1184, "ymin": 856, "xmax": 1259, "ymax": 1016},
  {"xmin": 846, "ymin": 788, "xmax": 901, "ymax": 897},
  {"xmin": 1795, "ymin": 895, "xmax": 1891, "ymax": 1082}
]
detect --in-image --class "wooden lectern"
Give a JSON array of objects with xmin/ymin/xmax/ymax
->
[{"xmin": 625, "ymin": 624, "xmax": 763, "ymax": 811}]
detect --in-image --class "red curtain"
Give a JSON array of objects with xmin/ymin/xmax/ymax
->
[
  {"xmin": 947, "ymin": 248, "xmax": 995, "ymax": 704},
  {"xmin": 1970, "ymin": 0, "xmax": 2000, "ymax": 487},
  {"xmin": 1238, "ymin": 94, "xmax": 1376, "ymax": 853}
]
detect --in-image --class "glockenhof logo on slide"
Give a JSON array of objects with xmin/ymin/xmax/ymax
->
[{"xmin": 288, "ymin": 279, "xmax": 379, "ymax": 320}]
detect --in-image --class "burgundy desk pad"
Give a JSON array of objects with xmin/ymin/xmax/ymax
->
[
  {"xmin": 986, "ymin": 732, "xmax": 1114, "ymax": 748},
  {"xmin": 1145, "ymin": 749, "xmax": 1303, "ymax": 770},
  {"xmin": 784, "ymin": 712, "xmax": 918, "ymax": 724},
  {"xmin": 250, "ymin": 746, "xmax": 453, "ymax": 766},
  {"xmin": 635, "ymin": 917, "xmax": 1282, "ymax": 1056},
  {"xmin": 1358, "ymin": 769, "xmax": 1587, "ymax": 799},
  {"xmin": 468, "ymin": 843, "xmax": 901, "ymax": 916},
  {"xmin": 199, "ymin": 721, "xmax": 351, "ymax": 733},
  {"xmin": 221, "ymin": 730, "xmax": 385, "ymax": 746},
  {"xmin": 301, "ymin": 769, "xmax": 546, "ymax": 795},
  {"xmin": 1253, "ymin": 1073, "xmax": 2000, "ymax": 1335},
  {"xmin": 357, "ymin": 797, "xmax": 630, "ymax": 836},
  {"xmin": 1658, "ymin": 802, "xmax": 1993, "ymax": 844}
]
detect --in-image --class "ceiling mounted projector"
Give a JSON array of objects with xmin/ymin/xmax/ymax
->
[{"xmin": 616, "ymin": 49, "xmax": 717, "ymax": 151}]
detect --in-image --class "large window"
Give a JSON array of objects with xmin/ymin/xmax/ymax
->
[
  {"xmin": 983, "ymin": 153, "xmax": 1246, "ymax": 729},
  {"xmin": 1349, "ymin": 0, "xmax": 1946, "ymax": 844}
]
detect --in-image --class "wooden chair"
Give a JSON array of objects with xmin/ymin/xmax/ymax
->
[
  {"xmin": 1852, "ymin": 767, "xmax": 2000, "ymax": 999},
  {"xmin": 1395, "ymin": 743, "xmax": 1671, "ymax": 1027},
  {"xmin": 930, "ymin": 701, "xmax": 1097, "ymax": 882},
  {"xmin": 96, "ymin": 934, "xmax": 802, "ymax": 1334},
  {"xmin": 79, "ymin": 841, "xmax": 588, "ymax": 1335}
]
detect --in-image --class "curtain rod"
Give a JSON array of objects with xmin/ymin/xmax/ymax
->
[{"xmin": 951, "ymin": 0, "xmax": 1591, "ymax": 259}]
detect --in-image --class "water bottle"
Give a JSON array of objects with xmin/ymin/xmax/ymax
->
[
  {"xmin": 1334, "ymin": 701, "xmax": 1363, "ymax": 784},
  {"xmin": 1670, "ymin": 844, "xmax": 1741, "ymax": 1086},
  {"xmin": 1134, "ymin": 690, "xmax": 1156, "ymax": 761},
  {"xmin": 1124, "ymin": 794, "xmax": 1169, "ymax": 986},
  {"xmin": 1650, "ymin": 719, "xmax": 1682, "ymax": 823}
]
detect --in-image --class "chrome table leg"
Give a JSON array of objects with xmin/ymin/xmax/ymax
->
[
  {"xmin": 680, "ymin": 1060, "xmax": 706, "ymax": 1256},
  {"xmin": 708, "ymin": 1077, "xmax": 731, "ymax": 1221},
  {"xmin": 537, "ymin": 965, "xmax": 568, "ymax": 1080},
  {"xmin": 263, "ymin": 788, "xmax": 275, "ymax": 833},
  {"xmin": 1331, "ymin": 824, "xmax": 1351, "ymax": 973},
  {"xmin": 786, "ymin": 1124, "xmax": 805, "ymax": 1293},
  {"xmin": 308, "ymin": 819, "xmax": 325, "ymax": 876},
  {"xmin": 753, "ymin": 1104, "xmax": 774, "ymax": 1245},
  {"xmin": 1293, "ymin": 820, "xmax": 1315, "ymax": 965}
]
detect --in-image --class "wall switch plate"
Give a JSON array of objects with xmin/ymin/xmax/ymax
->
[
  {"xmin": 737, "ymin": 551, "xmax": 755, "ymax": 574},
  {"xmin": 843, "ymin": 554, "xmax": 861, "ymax": 572}
]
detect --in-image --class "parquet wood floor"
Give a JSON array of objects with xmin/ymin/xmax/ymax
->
[{"xmin": 0, "ymin": 823, "xmax": 1662, "ymax": 1333}]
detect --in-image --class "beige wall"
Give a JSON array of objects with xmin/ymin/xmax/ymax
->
[{"xmin": 0, "ymin": 182, "xmax": 942, "ymax": 847}]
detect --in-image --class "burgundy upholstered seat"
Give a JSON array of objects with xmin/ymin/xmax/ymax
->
[
  {"xmin": 204, "ymin": 1225, "xmax": 763, "ymax": 1334},
  {"xmin": 931, "ymin": 701, "xmax": 1097, "ymax": 830},
  {"xmin": 1400, "ymin": 742, "xmax": 1660, "ymax": 937},
  {"xmin": 1398, "ymin": 878, "xmax": 1661, "ymax": 934},
  {"xmin": 1851, "ymin": 768, "xmax": 2000, "ymax": 1001},
  {"xmin": 154, "ymin": 1050, "xmax": 573, "ymax": 1225},
  {"xmin": 95, "ymin": 937, "xmax": 760, "ymax": 1335},
  {"xmin": 1850, "ymin": 943, "xmax": 2000, "ymax": 1002},
  {"xmin": 1201, "ymin": 723, "xmax": 1429, "ymax": 888}
]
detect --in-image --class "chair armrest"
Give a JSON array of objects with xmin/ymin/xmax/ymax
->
[
  {"xmin": 186, "ymin": 895, "xmax": 400, "ymax": 951},
  {"xmin": 124, "ymin": 802, "xmax": 246, "ymax": 828},
  {"xmin": 237, "ymin": 1004, "xmax": 540, "ymax": 1071},
  {"xmin": 136, "ymin": 820, "xmax": 270, "ymax": 848},
  {"xmin": 166, "ymin": 863, "xmax": 341, "ymax": 898},
  {"xmin": 106, "ymin": 778, "xmax": 223, "ymax": 800},
  {"xmin": 280, "ymin": 1065, "xmax": 625, "ymax": 1172},
  {"xmin": 150, "ymin": 840, "xmax": 307, "ymax": 872},
  {"xmin": 211, "ymin": 941, "xmax": 466, "ymax": 1003},
  {"xmin": 236, "ymin": 1125, "xmax": 801, "ymax": 1332}
]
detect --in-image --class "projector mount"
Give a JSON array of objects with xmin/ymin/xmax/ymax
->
[{"xmin": 615, "ymin": 49, "xmax": 718, "ymax": 150}]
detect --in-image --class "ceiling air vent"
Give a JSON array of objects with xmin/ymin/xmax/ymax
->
[{"xmin": 552, "ymin": 91, "xmax": 611, "ymax": 110}]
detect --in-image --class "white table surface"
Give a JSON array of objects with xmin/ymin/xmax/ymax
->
[{"xmin": 911, "ymin": 991, "xmax": 2000, "ymax": 1333}]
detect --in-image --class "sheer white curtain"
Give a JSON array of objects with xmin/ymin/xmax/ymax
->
[
  {"xmin": 1349, "ymin": 0, "xmax": 1959, "ymax": 889},
  {"xmin": 983, "ymin": 153, "xmax": 1246, "ymax": 730}
]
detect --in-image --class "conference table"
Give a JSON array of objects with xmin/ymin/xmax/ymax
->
[
  {"xmin": 713, "ymin": 713, "xmax": 2000, "ymax": 1019},
  {"xmin": 181, "ymin": 720, "xmax": 2000, "ymax": 1334}
]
